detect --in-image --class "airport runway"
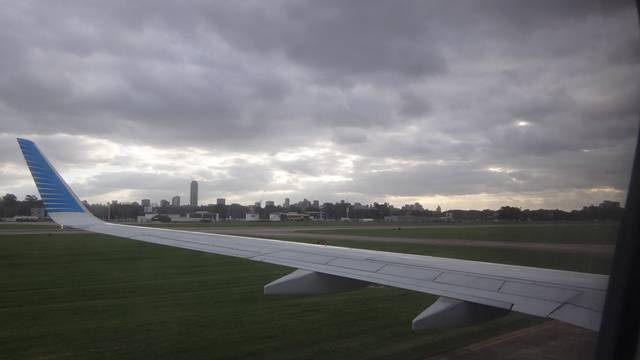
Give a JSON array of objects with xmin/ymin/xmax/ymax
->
[
  {"xmin": 426, "ymin": 320, "xmax": 596, "ymax": 360},
  {"xmin": 0, "ymin": 224, "xmax": 614, "ymax": 255}
]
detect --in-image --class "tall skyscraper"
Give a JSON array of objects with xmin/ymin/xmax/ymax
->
[
  {"xmin": 284, "ymin": 198, "xmax": 290, "ymax": 208},
  {"xmin": 216, "ymin": 198, "xmax": 226, "ymax": 206},
  {"xmin": 301, "ymin": 198, "xmax": 310, "ymax": 209},
  {"xmin": 190, "ymin": 180, "xmax": 198, "ymax": 207},
  {"xmin": 171, "ymin": 195, "xmax": 180, "ymax": 207},
  {"xmin": 141, "ymin": 199, "xmax": 151, "ymax": 207}
]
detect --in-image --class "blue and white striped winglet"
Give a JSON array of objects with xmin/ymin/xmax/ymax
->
[{"xmin": 17, "ymin": 138, "xmax": 86, "ymax": 213}]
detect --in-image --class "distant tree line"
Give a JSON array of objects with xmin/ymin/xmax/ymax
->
[
  {"xmin": 493, "ymin": 201, "xmax": 624, "ymax": 222},
  {"xmin": 84, "ymin": 201, "xmax": 145, "ymax": 220},
  {"xmin": 0, "ymin": 194, "xmax": 42, "ymax": 218},
  {"xmin": 0, "ymin": 193, "xmax": 625, "ymax": 222}
]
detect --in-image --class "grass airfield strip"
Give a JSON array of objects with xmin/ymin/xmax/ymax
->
[
  {"xmin": 298, "ymin": 223, "xmax": 619, "ymax": 244},
  {"xmin": 0, "ymin": 225, "xmax": 609, "ymax": 359}
]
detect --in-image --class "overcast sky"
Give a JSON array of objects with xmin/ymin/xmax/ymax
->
[{"xmin": 1, "ymin": 0, "xmax": 638, "ymax": 210}]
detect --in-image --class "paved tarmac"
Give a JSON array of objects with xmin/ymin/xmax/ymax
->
[{"xmin": 426, "ymin": 320, "xmax": 596, "ymax": 360}]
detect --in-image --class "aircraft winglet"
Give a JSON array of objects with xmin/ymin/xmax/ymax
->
[{"xmin": 17, "ymin": 138, "xmax": 99, "ymax": 227}]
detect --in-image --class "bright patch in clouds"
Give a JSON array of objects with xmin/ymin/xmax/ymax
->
[{"xmin": 487, "ymin": 167, "xmax": 514, "ymax": 174}]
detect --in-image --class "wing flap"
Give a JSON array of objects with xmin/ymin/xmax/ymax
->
[
  {"xmin": 435, "ymin": 273, "xmax": 504, "ymax": 292},
  {"xmin": 549, "ymin": 304, "xmax": 602, "ymax": 331},
  {"xmin": 499, "ymin": 281, "xmax": 581, "ymax": 303}
]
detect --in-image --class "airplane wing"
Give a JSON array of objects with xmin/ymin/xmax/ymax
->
[{"xmin": 16, "ymin": 138, "xmax": 608, "ymax": 331}]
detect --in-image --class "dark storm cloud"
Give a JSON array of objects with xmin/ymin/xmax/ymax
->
[{"xmin": 0, "ymin": 0, "xmax": 638, "ymax": 208}]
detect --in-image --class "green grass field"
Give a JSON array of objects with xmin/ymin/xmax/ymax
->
[
  {"xmin": 0, "ymin": 226, "xmax": 610, "ymax": 359},
  {"xmin": 0, "ymin": 223, "xmax": 60, "ymax": 230},
  {"xmin": 300, "ymin": 223, "xmax": 619, "ymax": 244}
]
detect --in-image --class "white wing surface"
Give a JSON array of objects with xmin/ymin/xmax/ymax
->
[{"xmin": 17, "ymin": 138, "xmax": 608, "ymax": 331}]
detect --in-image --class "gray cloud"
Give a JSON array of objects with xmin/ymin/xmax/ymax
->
[{"xmin": 0, "ymin": 0, "xmax": 638, "ymax": 209}]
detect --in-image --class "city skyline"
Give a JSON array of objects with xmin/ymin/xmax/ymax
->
[
  {"xmin": 2, "ymin": 165, "xmax": 633, "ymax": 211},
  {"xmin": 75, "ymin": 188, "xmax": 619, "ymax": 213}
]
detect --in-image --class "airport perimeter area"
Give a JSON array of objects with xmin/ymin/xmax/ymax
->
[{"xmin": 0, "ymin": 222, "xmax": 613, "ymax": 359}]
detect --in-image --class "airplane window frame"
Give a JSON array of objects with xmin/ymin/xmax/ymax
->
[
  {"xmin": 596, "ymin": 1, "xmax": 640, "ymax": 352},
  {"xmin": 596, "ymin": 125, "xmax": 640, "ymax": 358}
]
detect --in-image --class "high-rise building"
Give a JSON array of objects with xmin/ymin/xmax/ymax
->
[
  {"xmin": 265, "ymin": 200, "xmax": 275, "ymax": 207},
  {"xmin": 216, "ymin": 198, "xmax": 226, "ymax": 206},
  {"xmin": 190, "ymin": 181, "xmax": 198, "ymax": 207},
  {"xmin": 254, "ymin": 201, "xmax": 262, "ymax": 208},
  {"xmin": 284, "ymin": 198, "xmax": 290, "ymax": 208},
  {"xmin": 312, "ymin": 200, "xmax": 319, "ymax": 208},
  {"xmin": 301, "ymin": 199, "xmax": 310, "ymax": 209},
  {"xmin": 141, "ymin": 199, "xmax": 151, "ymax": 207},
  {"xmin": 160, "ymin": 199, "xmax": 170, "ymax": 207},
  {"xmin": 171, "ymin": 196, "xmax": 180, "ymax": 207}
]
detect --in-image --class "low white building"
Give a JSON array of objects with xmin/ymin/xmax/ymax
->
[
  {"xmin": 137, "ymin": 212, "xmax": 218, "ymax": 223},
  {"xmin": 188, "ymin": 211, "xmax": 218, "ymax": 222},
  {"xmin": 137, "ymin": 213, "xmax": 157, "ymax": 223},
  {"xmin": 245, "ymin": 213, "xmax": 260, "ymax": 221},
  {"xmin": 269, "ymin": 213, "xmax": 282, "ymax": 221}
]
